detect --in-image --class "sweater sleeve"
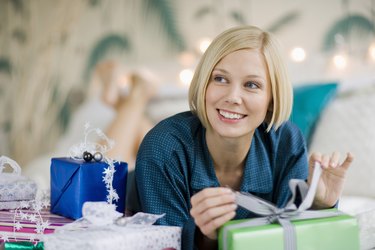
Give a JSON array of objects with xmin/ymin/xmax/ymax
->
[
  {"xmin": 134, "ymin": 123, "xmax": 198, "ymax": 250},
  {"xmin": 273, "ymin": 121, "xmax": 309, "ymax": 208}
]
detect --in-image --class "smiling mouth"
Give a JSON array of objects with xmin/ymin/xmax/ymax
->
[{"xmin": 218, "ymin": 109, "xmax": 246, "ymax": 120}]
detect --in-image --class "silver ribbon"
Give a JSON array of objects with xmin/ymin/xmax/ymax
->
[
  {"xmin": 55, "ymin": 201, "xmax": 165, "ymax": 233},
  {"xmin": 222, "ymin": 162, "xmax": 343, "ymax": 250},
  {"xmin": 0, "ymin": 155, "xmax": 22, "ymax": 176}
]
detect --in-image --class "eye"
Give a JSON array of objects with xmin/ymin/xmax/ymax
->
[
  {"xmin": 244, "ymin": 81, "xmax": 260, "ymax": 89},
  {"xmin": 213, "ymin": 75, "xmax": 228, "ymax": 83}
]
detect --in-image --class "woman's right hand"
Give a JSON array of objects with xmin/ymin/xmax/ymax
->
[{"xmin": 190, "ymin": 187, "xmax": 237, "ymax": 240}]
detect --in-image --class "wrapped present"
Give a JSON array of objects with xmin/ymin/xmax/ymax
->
[
  {"xmin": 2, "ymin": 242, "xmax": 44, "ymax": 250},
  {"xmin": 51, "ymin": 123, "xmax": 128, "ymax": 220},
  {"xmin": 44, "ymin": 223, "xmax": 181, "ymax": 250},
  {"xmin": 218, "ymin": 163, "xmax": 360, "ymax": 250},
  {"xmin": 50, "ymin": 157, "xmax": 127, "ymax": 220},
  {"xmin": 219, "ymin": 212, "xmax": 359, "ymax": 250},
  {"xmin": 43, "ymin": 202, "xmax": 182, "ymax": 250},
  {"xmin": 0, "ymin": 156, "xmax": 37, "ymax": 209},
  {"xmin": 0, "ymin": 208, "xmax": 73, "ymax": 243}
]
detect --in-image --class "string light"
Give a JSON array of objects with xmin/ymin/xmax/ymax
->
[
  {"xmin": 332, "ymin": 53, "xmax": 348, "ymax": 70},
  {"xmin": 369, "ymin": 42, "xmax": 375, "ymax": 61},
  {"xmin": 290, "ymin": 47, "xmax": 306, "ymax": 62},
  {"xmin": 198, "ymin": 38, "xmax": 212, "ymax": 54},
  {"xmin": 179, "ymin": 69, "xmax": 194, "ymax": 86}
]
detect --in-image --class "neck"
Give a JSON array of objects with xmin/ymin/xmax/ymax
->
[{"xmin": 205, "ymin": 129, "xmax": 253, "ymax": 173}]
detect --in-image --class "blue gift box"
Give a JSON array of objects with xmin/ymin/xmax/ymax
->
[{"xmin": 50, "ymin": 157, "xmax": 128, "ymax": 219}]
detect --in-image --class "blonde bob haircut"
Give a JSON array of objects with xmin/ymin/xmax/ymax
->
[{"xmin": 188, "ymin": 25, "xmax": 293, "ymax": 132}]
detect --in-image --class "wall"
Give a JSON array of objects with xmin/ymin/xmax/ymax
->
[{"xmin": 0, "ymin": 0, "xmax": 374, "ymax": 165}]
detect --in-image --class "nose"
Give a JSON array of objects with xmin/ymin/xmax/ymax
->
[{"xmin": 225, "ymin": 84, "xmax": 242, "ymax": 105}]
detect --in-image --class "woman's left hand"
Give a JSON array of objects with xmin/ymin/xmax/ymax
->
[{"xmin": 308, "ymin": 152, "xmax": 354, "ymax": 209}]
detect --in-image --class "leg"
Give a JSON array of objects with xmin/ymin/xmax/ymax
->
[{"xmin": 103, "ymin": 73, "xmax": 156, "ymax": 170}]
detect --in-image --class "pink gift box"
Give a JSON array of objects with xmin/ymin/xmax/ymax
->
[{"xmin": 0, "ymin": 209, "xmax": 73, "ymax": 242}]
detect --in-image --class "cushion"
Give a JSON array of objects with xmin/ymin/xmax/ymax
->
[
  {"xmin": 291, "ymin": 82, "xmax": 338, "ymax": 145},
  {"xmin": 339, "ymin": 195, "xmax": 375, "ymax": 250},
  {"xmin": 309, "ymin": 86, "xmax": 375, "ymax": 198}
]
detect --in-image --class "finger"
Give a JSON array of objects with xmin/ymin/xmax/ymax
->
[
  {"xmin": 329, "ymin": 151, "xmax": 340, "ymax": 168},
  {"xmin": 191, "ymin": 187, "xmax": 232, "ymax": 206},
  {"xmin": 308, "ymin": 152, "xmax": 322, "ymax": 183},
  {"xmin": 191, "ymin": 192, "xmax": 236, "ymax": 215},
  {"xmin": 321, "ymin": 154, "xmax": 330, "ymax": 168},
  {"xmin": 193, "ymin": 203, "xmax": 237, "ymax": 227},
  {"xmin": 199, "ymin": 211, "xmax": 236, "ymax": 239},
  {"xmin": 340, "ymin": 152, "xmax": 354, "ymax": 170},
  {"xmin": 309, "ymin": 152, "xmax": 322, "ymax": 167}
]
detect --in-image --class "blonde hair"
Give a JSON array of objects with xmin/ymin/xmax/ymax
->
[{"xmin": 188, "ymin": 25, "xmax": 293, "ymax": 131}]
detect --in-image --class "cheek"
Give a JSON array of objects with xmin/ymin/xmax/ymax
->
[{"xmin": 205, "ymin": 85, "xmax": 217, "ymax": 106}]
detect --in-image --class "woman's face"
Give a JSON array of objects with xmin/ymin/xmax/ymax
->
[{"xmin": 205, "ymin": 49, "xmax": 272, "ymax": 140}]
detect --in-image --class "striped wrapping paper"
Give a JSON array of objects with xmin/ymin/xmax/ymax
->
[{"xmin": 0, "ymin": 209, "xmax": 73, "ymax": 243}]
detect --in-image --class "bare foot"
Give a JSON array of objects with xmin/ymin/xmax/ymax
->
[
  {"xmin": 96, "ymin": 60, "xmax": 159, "ymax": 109},
  {"xmin": 129, "ymin": 70, "xmax": 158, "ymax": 102}
]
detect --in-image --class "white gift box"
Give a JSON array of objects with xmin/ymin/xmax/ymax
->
[
  {"xmin": 0, "ymin": 156, "xmax": 37, "ymax": 205},
  {"xmin": 43, "ymin": 224, "xmax": 181, "ymax": 250},
  {"xmin": 44, "ymin": 202, "xmax": 182, "ymax": 250}
]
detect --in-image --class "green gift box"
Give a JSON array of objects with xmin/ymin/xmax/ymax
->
[
  {"xmin": 3, "ymin": 242, "xmax": 44, "ymax": 250},
  {"xmin": 218, "ymin": 211, "xmax": 359, "ymax": 250}
]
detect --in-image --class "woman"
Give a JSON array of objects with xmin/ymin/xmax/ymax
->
[{"xmin": 129, "ymin": 25, "xmax": 353, "ymax": 249}]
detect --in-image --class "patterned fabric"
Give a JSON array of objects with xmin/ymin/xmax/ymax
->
[
  {"xmin": 0, "ymin": 201, "xmax": 26, "ymax": 210},
  {"xmin": 130, "ymin": 111, "xmax": 308, "ymax": 250},
  {"xmin": 0, "ymin": 175, "xmax": 37, "ymax": 204},
  {"xmin": 43, "ymin": 225, "xmax": 181, "ymax": 250}
]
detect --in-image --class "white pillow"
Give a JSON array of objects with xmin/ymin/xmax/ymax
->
[
  {"xmin": 147, "ymin": 96, "xmax": 189, "ymax": 123},
  {"xmin": 356, "ymin": 208, "xmax": 375, "ymax": 250},
  {"xmin": 309, "ymin": 85, "xmax": 375, "ymax": 198},
  {"xmin": 339, "ymin": 195, "xmax": 375, "ymax": 250},
  {"xmin": 339, "ymin": 195, "xmax": 375, "ymax": 216}
]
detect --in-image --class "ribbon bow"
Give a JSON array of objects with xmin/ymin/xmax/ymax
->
[
  {"xmin": 222, "ymin": 162, "xmax": 342, "ymax": 250},
  {"xmin": 55, "ymin": 202, "xmax": 165, "ymax": 232},
  {"xmin": 68, "ymin": 123, "xmax": 119, "ymax": 205},
  {"xmin": 0, "ymin": 156, "xmax": 22, "ymax": 181}
]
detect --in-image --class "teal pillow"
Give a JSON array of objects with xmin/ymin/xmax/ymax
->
[{"xmin": 291, "ymin": 82, "xmax": 338, "ymax": 145}]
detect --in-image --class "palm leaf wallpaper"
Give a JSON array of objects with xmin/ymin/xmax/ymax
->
[
  {"xmin": 84, "ymin": 34, "xmax": 131, "ymax": 81},
  {"xmin": 142, "ymin": 0, "xmax": 186, "ymax": 52},
  {"xmin": 322, "ymin": 14, "xmax": 375, "ymax": 52},
  {"xmin": 0, "ymin": 0, "xmax": 373, "ymax": 166}
]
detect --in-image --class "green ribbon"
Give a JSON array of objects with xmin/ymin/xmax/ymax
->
[{"xmin": 4, "ymin": 242, "xmax": 44, "ymax": 250}]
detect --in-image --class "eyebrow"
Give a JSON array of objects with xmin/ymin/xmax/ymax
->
[{"xmin": 212, "ymin": 68, "xmax": 266, "ymax": 80}]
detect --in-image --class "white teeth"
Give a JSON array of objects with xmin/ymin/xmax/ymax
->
[{"xmin": 219, "ymin": 110, "xmax": 244, "ymax": 119}]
